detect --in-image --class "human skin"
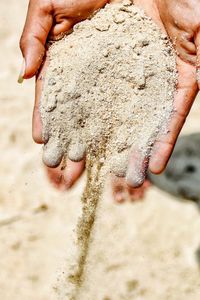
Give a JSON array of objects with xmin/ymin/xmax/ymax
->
[
  {"xmin": 19, "ymin": 0, "xmax": 199, "ymax": 201},
  {"xmin": 156, "ymin": 0, "xmax": 200, "ymax": 66}
]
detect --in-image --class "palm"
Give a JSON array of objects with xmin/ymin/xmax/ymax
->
[
  {"xmin": 148, "ymin": 37, "xmax": 198, "ymax": 173},
  {"xmin": 124, "ymin": 0, "xmax": 199, "ymax": 176}
]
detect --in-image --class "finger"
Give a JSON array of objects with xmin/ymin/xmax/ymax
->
[
  {"xmin": 48, "ymin": 19, "xmax": 74, "ymax": 41},
  {"xmin": 111, "ymin": 175, "xmax": 126, "ymax": 203},
  {"xmin": 48, "ymin": 0, "xmax": 108, "ymax": 38},
  {"xmin": 32, "ymin": 55, "xmax": 49, "ymax": 144},
  {"xmin": 43, "ymin": 137, "xmax": 64, "ymax": 168},
  {"xmin": 156, "ymin": 10, "xmax": 197, "ymax": 66},
  {"xmin": 49, "ymin": 0, "xmax": 109, "ymax": 40},
  {"xmin": 128, "ymin": 186, "xmax": 144, "ymax": 201},
  {"xmin": 126, "ymin": 148, "xmax": 149, "ymax": 188},
  {"xmin": 63, "ymin": 159, "xmax": 85, "ymax": 188},
  {"xmin": 46, "ymin": 165, "xmax": 65, "ymax": 190},
  {"xmin": 127, "ymin": 179, "xmax": 151, "ymax": 201},
  {"xmin": 164, "ymin": 25, "xmax": 196, "ymax": 65},
  {"xmin": 149, "ymin": 58, "xmax": 198, "ymax": 174},
  {"xmin": 45, "ymin": 158, "xmax": 85, "ymax": 190},
  {"xmin": 19, "ymin": 0, "xmax": 53, "ymax": 79},
  {"xmin": 110, "ymin": 150, "xmax": 129, "ymax": 178},
  {"xmin": 174, "ymin": 33, "xmax": 196, "ymax": 65},
  {"xmin": 194, "ymin": 29, "xmax": 200, "ymax": 88},
  {"xmin": 68, "ymin": 140, "xmax": 86, "ymax": 162}
]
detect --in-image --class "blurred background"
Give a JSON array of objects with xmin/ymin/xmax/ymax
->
[{"xmin": 1, "ymin": 1, "xmax": 200, "ymax": 299}]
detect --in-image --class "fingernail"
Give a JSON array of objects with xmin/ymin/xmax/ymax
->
[{"xmin": 18, "ymin": 59, "xmax": 26, "ymax": 84}]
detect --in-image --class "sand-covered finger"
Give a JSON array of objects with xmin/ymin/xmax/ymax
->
[{"xmin": 43, "ymin": 138, "xmax": 64, "ymax": 168}]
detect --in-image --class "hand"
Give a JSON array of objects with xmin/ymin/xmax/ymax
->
[
  {"xmin": 19, "ymin": 0, "xmax": 199, "ymax": 190},
  {"xmin": 20, "ymin": 0, "xmax": 114, "ymax": 144},
  {"xmin": 156, "ymin": 0, "xmax": 200, "ymax": 67},
  {"xmin": 127, "ymin": 0, "xmax": 198, "ymax": 186},
  {"xmin": 19, "ymin": 0, "xmax": 110, "ymax": 80},
  {"xmin": 19, "ymin": 0, "xmax": 116, "ymax": 191}
]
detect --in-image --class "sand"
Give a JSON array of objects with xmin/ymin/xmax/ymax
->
[
  {"xmin": 1, "ymin": 1, "xmax": 200, "ymax": 300},
  {"xmin": 40, "ymin": 0, "xmax": 176, "ymax": 182},
  {"xmin": 40, "ymin": 2, "xmax": 177, "ymax": 298}
]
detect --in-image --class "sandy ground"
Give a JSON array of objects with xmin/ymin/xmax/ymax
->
[{"xmin": 1, "ymin": 1, "xmax": 200, "ymax": 299}]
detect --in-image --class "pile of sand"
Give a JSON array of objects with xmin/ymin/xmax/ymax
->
[
  {"xmin": 40, "ymin": 1, "xmax": 177, "ymax": 298},
  {"xmin": 40, "ymin": 0, "xmax": 176, "ymax": 183}
]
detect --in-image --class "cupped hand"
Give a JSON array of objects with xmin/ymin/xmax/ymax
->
[
  {"xmin": 156, "ymin": 0, "xmax": 200, "ymax": 67},
  {"xmin": 19, "ymin": 0, "xmax": 110, "ymax": 80},
  {"xmin": 19, "ymin": 0, "xmax": 199, "ymax": 191},
  {"xmin": 125, "ymin": 0, "xmax": 198, "ymax": 187},
  {"xmin": 19, "ymin": 0, "xmax": 117, "ymax": 191},
  {"xmin": 20, "ymin": 0, "xmax": 114, "ymax": 144}
]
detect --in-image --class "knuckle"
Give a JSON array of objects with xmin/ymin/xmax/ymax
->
[
  {"xmin": 39, "ymin": 0, "xmax": 53, "ymax": 14},
  {"xmin": 19, "ymin": 35, "xmax": 26, "ymax": 52},
  {"xmin": 20, "ymin": 32, "xmax": 32, "ymax": 53},
  {"xmin": 19, "ymin": 33, "xmax": 31, "ymax": 53},
  {"xmin": 29, "ymin": 0, "xmax": 52, "ymax": 12}
]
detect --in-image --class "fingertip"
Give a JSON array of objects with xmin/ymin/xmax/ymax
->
[
  {"xmin": 111, "ymin": 175, "xmax": 126, "ymax": 203},
  {"xmin": 148, "ymin": 159, "xmax": 166, "ymax": 175},
  {"xmin": 68, "ymin": 141, "xmax": 86, "ymax": 162},
  {"xmin": 115, "ymin": 192, "xmax": 125, "ymax": 203},
  {"xmin": 126, "ymin": 173, "xmax": 145, "ymax": 188},
  {"xmin": 32, "ymin": 128, "xmax": 43, "ymax": 144},
  {"xmin": 149, "ymin": 150, "xmax": 165, "ymax": 174},
  {"xmin": 125, "ymin": 149, "xmax": 149, "ymax": 188},
  {"xmin": 32, "ymin": 106, "xmax": 44, "ymax": 144},
  {"xmin": 149, "ymin": 142, "xmax": 174, "ymax": 174},
  {"xmin": 63, "ymin": 159, "xmax": 85, "ymax": 188},
  {"xmin": 42, "ymin": 141, "xmax": 64, "ymax": 168}
]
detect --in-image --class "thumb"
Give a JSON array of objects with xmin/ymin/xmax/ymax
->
[
  {"xmin": 195, "ymin": 29, "xmax": 200, "ymax": 89},
  {"xmin": 19, "ymin": 0, "xmax": 53, "ymax": 81}
]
